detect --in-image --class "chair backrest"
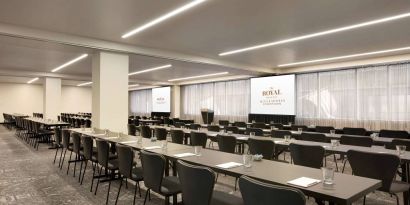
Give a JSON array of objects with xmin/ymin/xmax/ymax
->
[
  {"xmin": 117, "ymin": 144, "xmax": 134, "ymax": 179},
  {"xmin": 289, "ymin": 143, "xmax": 324, "ymax": 169},
  {"xmin": 140, "ymin": 150, "xmax": 165, "ymax": 193},
  {"xmin": 246, "ymin": 128, "xmax": 264, "ymax": 136},
  {"xmin": 270, "ymin": 123, "xmax": 283, "ymax": 130},
  {"xmin": 343, "ymin": 127, "xmax": 367, "ymax": 136},
  {"xmin": 218, "ymin": 120, "xmax": 229, "ymax": 126},
  {"xmin": 217, "ymin": 135, "xmax": 237, "ymax": 153},
  {"xmin": 85, "ymin": 119, "xmax": 91, "ymax": 128},
  {"xmin": 207, "ymin": 125, "xmax": 220, "ymax": 132},
  {"xmin": 299, "ymin": 132, "xmax": 327, "ymax": 143},
  {"xmin": 248, "ymin": 138, "xmax": 274, "ymax": 160},
  {"xmin": 225, "ymin": 126, "xmax": 239, "ymax": 134},
  {"xmin": 71, "ymin": 132, "xmax": 82, "ymax": 154},
  {"xmin": 340, "ymin": 135, "xmax": 373, "ymax": 147},
  {"xmin": 315, "ymin": 126, "xmax": 335, "ymax": 133},
  {"xmin": 174, "ymin": 122, "xmax": 185, "ymax": 128},
  {"xmin": 155, "ymin": 128, "xmax": 168, "ymax": 140},
  {"xmin": 390, "ymin": 139, "xmax": 410, "ymax": 151},
  {"xmin": 379, "ymin": 129, "xmax": 409, "ymax": 139},
  {"xmin": 96, "ymin": 139, "xmax": 110, "ymax": 167},
  {"xmin": 54, "ymin": 127, "xmax": 62, "ymax": 145},
  {"xmin": 239, "ymin": 176, "xmax": 306, "ymax": 205},
  {"xmin": 177, "ymin": 160, "xmax": 215, "ymax": 205},
  {"xmin": 140, "ymin": 125, "xmax": 152, "ymax": 138},
  {"xmin": 81, "ymin": 135, "xmax": 94, "ymax": 160},
  {"xmin": 347, "ymin": 150, "xmax": 400, "ymax": 192},
  {"xmin": 271, "ymin": 130, "xmax": 291, "ymax": 138},
  {"xmin": 190, "ymin": 131, "xmax": 207, "ymax": 148},
  {"xmin": 234, "ymin": 121, "xmax": 246, "ymax": 128},
  {"xmin": 127, "ymin": 124, "xmax": 137, "ymax": 136},
  {"xmin": 190, "ymin": 123, "xmax": 201, "ymax": 130},
  {"xmin": 170, "ymin": 129, "xmax": 184, "ymax": 144},
  {"xmin": 62, "ymin": 129, "xmax": 71, "ymax": 148},
  {"xmin": 291, "ymin": 125, "xmax": 308, "ymax": 131},
  {"xmin": 253, "ymin": 122, "xmax": 266, "ymax": 129}
]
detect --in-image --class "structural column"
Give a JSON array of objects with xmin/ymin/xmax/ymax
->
[
  {"xmin": 43, "ymin": 77, "xmax": 61, "ymax": 120},
  {"xmin": 171, "ymin": 85, "xmax": 181, "ymax": 118},
  {"xmin": 92, "ymin": 52, "xmax": 129, "ymax": 133}
]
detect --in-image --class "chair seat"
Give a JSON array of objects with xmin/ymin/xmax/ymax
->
[
  {"xmin": 106, "ymin": 159, "xmax": 119, "ymax": 170},
  {"xmin": 161, "ymin": 176, "xmax": 181, "ymax": 195},
  {"xmin": 131, "ymin": 166, "xmax": 144, "ymax": 181},
  {"xmin": 211, "ymin": 190, "xmax": 243, "ymax": 205},
  {"xmin": 389, "ymin": 181, "xmax": 410, "ymax": 193}
]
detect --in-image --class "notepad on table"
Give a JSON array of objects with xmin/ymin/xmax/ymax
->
[
  {"xmin": 216, "ymin": 162, "xmax": 243, "ymax": 169},
  {"xmin": 105, "ymin": 136, "xmax": 119, "ymax": 139},
  {"xmin": 174, "ymin": 153, "xmax": 196, "ymax": 158},
  {"xmin": 143, "ymin": 146, "xmax": 162, "ymax": 150},
  {"xmin": 287, "ymin": 177, "xmax": 321, "ymax": 188},
  {"xmin": 237, "ymin": 137, "xmax": 248, "ymax": 140},
  {"xmin": 121, "ymin": 140, "xmax": 138, "ymax": 144}
]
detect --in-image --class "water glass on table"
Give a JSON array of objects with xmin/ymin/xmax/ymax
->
[
  {"xmin": 194, "ymin": 146, "xmax": 202, "ymax": 156},
  {"xmin": 243, "ymin": 154, "xmax": 253, "ymax": 168},
  {"xmin": 249, "ymin": 132, "xmax": 256, "ymax": 138},
  {"xmin": 330, "ymin": 129, "xmax": 336, "ymax": 136},
  {"xmin": 396, "ymin": 145, "xmax": 406, "ymax": 156},
  {"xmin": 321, "ymin": 167, "xmax": 335, "ymax": 186}
]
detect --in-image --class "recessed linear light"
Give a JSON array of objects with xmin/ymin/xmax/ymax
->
[
  {"xmin": 219, "ymin": 12, "xmax": 410, "ymax": 56},
  {"xmin": 121, "ymin": 0, "xmax": 206, "ymax": 38},
  {"xmin": 168, "ymin": 72, "xmax": 229, "ymax": 82},
  {"xmin": 27, "ymin": 77, "xmax": 39, "ymax": 84},
  {"xmin": 128, "ymin": 64, "xmax": 172, "ymax": 76},
  {"xmin": 278, "ymin": 46, "xmax": 410, "ymax": 67},
  {"xmin": 77, "ymin": 82, "xmax": 92, "ymax": 87},
  {"xmin": 51, "ymin": 54, "xmax": 88, "ymax": 72},
  {"xmin": 128, "ymin": 84, "xmax": 140, "ymax": 87}
]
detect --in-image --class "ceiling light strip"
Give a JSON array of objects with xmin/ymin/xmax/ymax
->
[
  {"xmin": 122, "ymin": 0, "xmax": 206, "ymax": 38},
  {"xmin": 77, "ymin": 82, "xmax": 93, "ymax": 87},
  {"xmin": 219, "ymin": 12, "xmax": 410, "ymax": 56},
  {"xmin": 168, "ymin": 72, "xmax": 229, "ymax": 82},
  {"xmin": 278, "ymin": 46, "xmax": 410, "ymax": 67},
  {"xmin": 27, "ymin": 77, "xmax": 39, "ymax": 84},
  {"xmin": 128, "ymin": 84, "xmax": 140, "ymax": 87},
  {"xmin": 51, "ymin": 54, "xmax": 88, "ymax": 72},
  {"xmin": 128, "ymin": 64, "xmax": 172, "ymax": 76}
]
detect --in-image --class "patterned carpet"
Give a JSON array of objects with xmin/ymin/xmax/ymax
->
[{"xmin": 0, "ymin": 125, "xmax": 403, "ymax": 205}]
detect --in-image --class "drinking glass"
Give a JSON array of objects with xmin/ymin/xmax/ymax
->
[
  {"xmin": 330, "ymin": 130, "xmax": 336, "ymax": 136},
  {"xmin": 321, "ymin": 167, "xmax": 335, "ymax": 185},
  {"xmin": 297, "ymin": 128, "xmax": 303, "ymax": 134},
  {"xmin": 243, "ymin": 154, "xmax": 253, "ymax": 168},
  {"xmin": 194, "ymin": 146, "xmax": 202, "ymax": 156},
  {"xmin": 161, "ymin": 140, "xmax": 168, "ymax": 150},
  {"xmin": 137, "ymin": 135, "xmax": 142, "ymax": 144},
  {"xmin": 227, "ymin": 131, "xmax": 233, "ymax": 135},
  {"xmin": 271, "ymin": 126, "xmax": 275, "ymax": 130},
  {"xmin": 81, "ymin": 125, "xmax": 85, "ymax": 131},
  {"xmin": 331, "ymin": 139, "xmax": 339, "ymax": 148},
  {"xmin": 284, "ymin": 135, "xmax": 291, "ymax": 143},
  {"xmin": 250, "ymin": 132, "xmax": 255, "ymax": 138},
  {"xmin": 252, "ymin": 120, "xmax": 256, "ymax": 123},
  {"xmin": 396, "ymin": 145, "xmax": 406, "ymax": 156}
]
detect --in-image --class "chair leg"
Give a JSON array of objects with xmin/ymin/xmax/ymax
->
[
  {"xmin": 53, "ymin": 147, "xmax": 59, "ymax": 164},
  {"xmin": 73, "ymin": 154, "xmax": 78, "ymax": 177},
  {"xmin": 94, "ymin": 166, "xmax": 103, "ymax": 195},
  {"xmin": 333, "ymin": 154, "xmax": 339, "ymax": 172},
  {"xmin": 342, "ymin": 160, "xmax": 348, "ymax": 173},
  {"xmin": 125, "ymin": 178, "xmax": 128, "ymax": 189},
  {"xmin": 106, "ymin": 180, "xmax": 111, "ymax": 205},
  {"xmin": 137, "ymin": 182, "xmax": 142, "ymax": 197},
  {"xmin": 78, "ymin": 157, "xmax": 84, "ymax": 182},
  {"xmin": 81, "ymin": 160, "xmax": 88, "ymax": 185},
  {"xmin": 133, "ymin": 180, "xmax": 138, "ymax": 205},
  {"xmin": 165, "ymin": 196, "xmax": 170, "ymax": 205},
  {"xmin": 363, "ymin": 195, "xmax": 366, "ymax": 205},
  {"xmin": 173, "ymin": 194, "xmax": 177, "ymax": 205},
  {"xmin": 67, "ymin": 151, "xmax": 73, "ymax": 175},
  {"xmin": 60, "ymin": 149, "xmax": 67, "ymax": 169},
  {"xmin": 115, "ymin": 178, "xmax": 123, "ymax": 205},
  {"xmin": 143, "ymin": 189, "xmax": 150, "ymax": 205},
  {"xmin": 90, "ymin": 163, "xmax": 97, "ymax": 192}
]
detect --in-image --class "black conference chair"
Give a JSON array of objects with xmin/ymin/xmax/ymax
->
[
  {"xmin": 59, "ymin": 129, "xmax": 72, "ymax": 170},
  {"xmin": 389, "ymin": 139, "xmax": 410, "ymax": 151},
  {"xmin": 85, "ymin": 119, "xmax": 92, "ymax": 128},
  {"xmin": 218, "ymin": 120, "xmax": 230, "ymax": 127},
  {"xmin": 217, "ymin": 134, "xmax": 237, "ymax": 154},
  {"xmin": 253, "ymin": 122, "xmax": 266, "ymax": 129},
  {"xmin": 225, "ymin": 126, "xmax": 239, "ymax": 134},
  {"xmin": 66, "ymin": 132, "xmax": 83, "ymax": 177},
  {"xmin": 347, "ymin": 150, "xmax": 410, "ymax": 205},
  {"xmin": 239, "ymin": 175, "xmax": 305, "ymax": 205},
  {"xmin": 53, "ymin": 127, "xmax": 63, "ymax": 164},
  {"xmin": 271, "ymin": 130, "xmax": 292, "ymax": 138},
  {"xmin": 190, "ymin": 123, "xmax": 201, "ymax": 130},
  {"xmin": 298, "ymin": 132, "xmax": 327, "ymax": 142},
  {"xmin": 270, "ymin": 123, "xmax": 284, "ymax": 130},
  {"xmin": 315, "ymin": 126, "xmax": 335, "ymax": 133},
  {"xmin": 79, "ymin": 135, "xmax": 98, "ymax": 187},
  {"xmin": 343, "ymin": 127, "xmax": 367, "ymax": 136},
  {"xmin": 379, "ymin": 129, "xmax": 409, "ymax": 139},
  {"xmin": 190, "ymin": 131, "xmax": 208, "ymax": 148},
  {"xmin": 207, "ymin": 125, "xmax": 220, "ymax": 148},
  {"xmin": 291, "ymin": 125, "xmax": 308, "ymax": 131},
  {"xmin": 140, "ymin": 150, "xmax": 181, "ymax": 205},
  {"xmin": 174, "ymin": 122, "xmax": 185, "ymax": 128},
  {"xmin": 170, "ymin": 129, "xmax": 184, "ymax": 144},
  {"xmin": 234, "ymin": 121, "xmax": 246, "ymax": 128},
  {"xmin": 128, "ymin": 124, "xmax": 137, "ymax": 136},
  {"xmin": 115, "ymin": 144, "xmax": 143, "ymax": 205},
  {"xmin": 176, "ymin": 160, "xmax": 243, "ymax": 205},
  {"xmin": 289, "ymin": 143, "xmax": 325, "ymax": 169},
  {"xmin": 340, "ymin": 135, "xmax": 373, "ymax": 173},
  {"xmin": 248, "ymin": 138, "xmax": 274, "ymax": 160},
  {"xmin": 246, "ymin": 128, "xmax": 264, "ymax": 136},
  {"xmin": 140, "ymin": 125, "xmax": 152, "ymax": 139},
  {"xmin": 155, "ymin": 128, "xmax": 168, "ymax": 141}
]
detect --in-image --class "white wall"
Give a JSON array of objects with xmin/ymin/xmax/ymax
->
[
  {"xmin": 0, "ymin": 83, "xmax": 43, "ymax": 121},
  {"xmin": 61, "ymin": 86, "xmax": 92, "ymax": 113},
  {"xmin": 0, "ymin": 83, "xmax": 92, "ymax": 121}
]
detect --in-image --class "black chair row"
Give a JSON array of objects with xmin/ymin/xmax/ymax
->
[
  {"xmin": 14, "ymin": 117, "xmax": 54, "ymax": 150},
  {"xmin": 61, "ymin": 116, "xmax": 91, "ymax": 128},
  {"xmin": 33, "ymin": 112, "xmax": 43, "ymax": 118}
]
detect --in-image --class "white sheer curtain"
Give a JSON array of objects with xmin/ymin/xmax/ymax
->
[
  {"xmin": 129, "ymin": 89, "xmax": 152, "ymax": 116},
  {"xmin": 296, "ymin": 63, "xmax": 410, "ymax": 131},
  {"xmin": 181, "ymin": 79, "xmax": 250, "ymax": 123}
]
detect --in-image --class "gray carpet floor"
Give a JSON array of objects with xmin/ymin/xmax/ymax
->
[{"xmin": 0, "ymin": 125, "xmax": 403, "ymax": 205}]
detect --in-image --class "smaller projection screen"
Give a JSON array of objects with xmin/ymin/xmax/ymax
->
[
  {"xmin": 152, "ymin": 87, "xmax": 171, "ymax": 112},
  {"xmin": 250, "ymin": 74, "xmax": 295, "ymax": 115}
]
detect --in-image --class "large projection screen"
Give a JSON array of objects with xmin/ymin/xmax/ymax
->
[
  {"xmin": 152, "ymin": 87, "xmax": 171, "ymax": 112},
  {"xmin": 250, "ymin": 75, "xmax": 295, "ymax": 115}
]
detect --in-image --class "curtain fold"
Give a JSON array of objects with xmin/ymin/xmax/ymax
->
[{"xmin": 129, "ymin": 89, "xmax": 152, "ymax": 116}]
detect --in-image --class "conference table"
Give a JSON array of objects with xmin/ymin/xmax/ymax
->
[
  {"xmin": 70, "ymin": 128, "xmax": 382, "ymax": 205},
  {"xmin": 26, "ymin": 117, "xmax": 70, "ymax": 128}
]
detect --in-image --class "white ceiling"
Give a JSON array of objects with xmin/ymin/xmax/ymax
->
[{"xmin": 0, "ymin": 0, "xmax": 410, "ymax": 85}]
